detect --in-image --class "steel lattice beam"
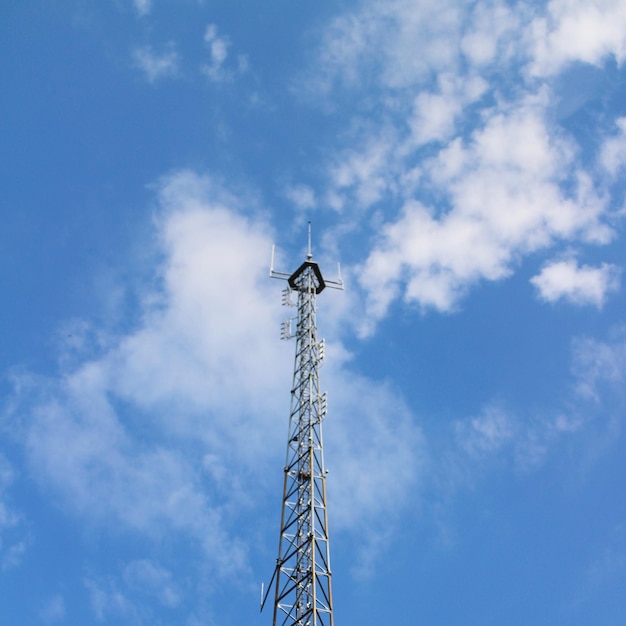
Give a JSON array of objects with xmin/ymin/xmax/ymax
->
[{"xmin": 269, "ymin": 255, "xmax": 335, "ymax": 626}]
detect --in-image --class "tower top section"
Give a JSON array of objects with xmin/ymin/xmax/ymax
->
[
  {"xmin": 269, "ymin": 222, "xmax": 344, "ymax": 292},
  {"xmin": 288, "ymin": 260, "xmax": 325, "ymax": 293}
]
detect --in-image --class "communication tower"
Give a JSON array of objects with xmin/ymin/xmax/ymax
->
[{"xmin": 261, "ymin": 226, "xmax": 343, "ymax": 626}]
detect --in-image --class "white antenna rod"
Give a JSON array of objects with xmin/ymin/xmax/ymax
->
[{"xmin": 307, "ymin": 221, "xmax": 312, "ymax": 259}]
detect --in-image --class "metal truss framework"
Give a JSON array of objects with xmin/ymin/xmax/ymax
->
[{"xmin": 263, "ymin": 243, "xmax": 342, "ymax": 626}]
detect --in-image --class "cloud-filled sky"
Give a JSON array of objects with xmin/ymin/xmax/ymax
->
[{"xmin": 1, "ymin": 1, "xmax": 625, "ymax": 624}]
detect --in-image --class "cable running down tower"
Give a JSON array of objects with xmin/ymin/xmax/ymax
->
[{"xmin": 262, "ymin": 228, "xmax": 342, "ymax": 626}]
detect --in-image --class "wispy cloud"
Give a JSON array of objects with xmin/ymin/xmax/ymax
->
[
  {"xmin": 309, "ymin": 0, "xmax": 467, "ymax": 94},
  {"xmin": 324, "ymin": 362, "xmax": 425, "ymax": 575},
  {"xmin": 572, "ymin": 326, "xmax": 626, "ymax": 402},
  {"xmin": 123, "ymin": 559, "xmax": 181, "ymax": 608},
  {"xmin": 0, "ymin": 453, "xmax": 27, "ymax": 571},
  {"xmin": 455, "ymin": 404, "xmax": 516, "ymax": 458},
  {"xmin": 312, "ymin": 0, "xmax": 626, "ymax": 92},
  {"xmin": 600, "ymin": 117, "xmax": 626, "ymax": 178},
  {"xmin": 85, "ymin": 576, "xmax": 136, "ymax": 622},
  {"xmin": 132, "ymin": 0, "xmax": 152, "ymax": 18},
  {"xmin": 132, "ymin": 44, "xmax": 179, "ymax": 83},
  {"xmin": 586, "ymin": 523, "xmax": 626, "ymax": 591},
  {"xmin": 452, "ymin": 401, "xmax": 583, "ymax": 478},
  {"xmin": 201, "ymin": 23, "xmax": 248, "ymax": 83},
  {"xmin": 39, "ymin": 594, "xmax": 66, "ymax": 624},
  {"xmin": 202, "ymin": 24, "xmax": 228, "ymax": 81},
  {"xmin": 449, "ymin": 325, "xmax": 626, "ymax": 482},
  {"xmin": 284, "ymin": 183, "xmax": 316, "ymax": 211}
]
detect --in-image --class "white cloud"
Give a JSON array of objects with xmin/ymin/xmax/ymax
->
[
  {"xmin": 358, "ymin": 96, "xmax": 613, "ymax": 324},
  {"xmin": 600, "ymin": 117, "xmax": 626, "ymax": 178},
  {"xmin": 16, "ymin": 176, "xmax": 278, "ymax": 579},
  {"xmin": 109, "ymin": 175, "xmax": 287, "ymax": 429},
  {"xmin": 408, "ymin": 72, "xmax": 488, "ymax": 147},
  {"xmin": 304, "ymin": 0, "xmax": 530, "ymax": 100},
  {"xmin": 212, "ymin": 21, "xmax": 616, "ymax": 500},
  {"xmin": 529, "ymin": 0, "xmax": 626, "ymax": 76},
  {"xmin": 532, "ymin": 259, "xmax": 621, "ymax": 307},
  {"xmin": 310, "ymin": 0, "xmax": 626, "ymax": 350},
  {"xmin": 311, "ymin": 14, "xmax": 485, "ymax": 221},
  {"xmin": 132, "ymin": 44, "xmax": 179, "ymax": 83},
  {"xmin": 8, "ymin": 170, "xmax": 424, "ymax": 581},
  {"xmin": 309, "ymin": 0, "xmax": 626, "ymax": 106},
  {"xmin": 460, "ymin": 1, "xmax": 521, "ymax": 66},
  {"xmin": 298, "ymin": 1, "xmax": 624, "ymax": 331}
]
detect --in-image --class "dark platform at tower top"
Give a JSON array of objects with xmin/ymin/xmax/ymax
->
[{"xmin": 288, "ymin": 260, "xmax": 326, "ymax": 294}]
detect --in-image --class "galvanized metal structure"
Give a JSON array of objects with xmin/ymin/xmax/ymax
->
[{"xmin": 262, "ymin": 230, "xmax": 342, "ymax": 626}]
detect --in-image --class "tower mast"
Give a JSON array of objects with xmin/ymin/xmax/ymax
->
[{"xmin": 263, "ymin": 227, "xmax": 342, "ymax": 626}]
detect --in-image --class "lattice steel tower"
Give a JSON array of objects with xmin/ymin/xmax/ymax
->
[{"xmin": 261, "ymin": 228, "xmax": 342, "ymax": 626}]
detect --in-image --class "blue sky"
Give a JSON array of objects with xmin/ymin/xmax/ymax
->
[{"xmin": 1, "ymin": 1, "xmax": 626, "ymax": 624}]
